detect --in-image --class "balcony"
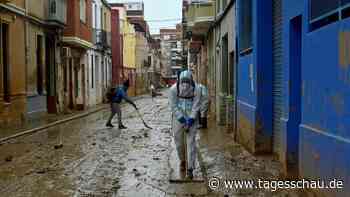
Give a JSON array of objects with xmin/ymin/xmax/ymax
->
[
  {"xmin": 185, "ymin": 0, "xmax": 214, "ymax": 36},
  {"xmin": 47, "ymin": 0, "xmax": 67, "ymax": 26},
  {"xmin": 93, "ymin": 29, "xmax": 111, "ymax": 50}
]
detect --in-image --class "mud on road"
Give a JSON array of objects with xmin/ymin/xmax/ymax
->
[
  {"xmin": 0, "ymin": 95, "xmax": 200, "ymax": 197},
  {"xmin": 0, "ymin": 94, "xmax": 305, "ymax": 197}
]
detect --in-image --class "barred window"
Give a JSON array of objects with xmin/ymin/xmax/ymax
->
[
  {"xmin": 217, "ymin": 0, "xmax": 221, "ymax": 14},
  {"xmin": 239, "ymin": 0, "xmax": 252, "ymax": 54},
  {"xmin": 80, "ymin": 0, "xmax": 86, "ymax": 23},
  {"xmin": 223, "ymin": 0, "xmax": 227, "ymax": 9}
]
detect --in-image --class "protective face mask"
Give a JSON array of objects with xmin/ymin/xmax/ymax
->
[
  {"xmin": 181, "ymin": 82, "xmax": 191, "ymax": 89},
  {"xmin": 178, "ymin": 81, "xmax": 194, "ymax": 98}
]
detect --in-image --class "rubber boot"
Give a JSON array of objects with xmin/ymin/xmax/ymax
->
[
  {"xmin": 187, "ymin": 168, "xmax": 194, "ymax": 179},
  {"xmin": 180, "ymin": 161, "xmax": 186, "ymax": 172},
  {"xmin": 119, "ymin": 124, "xmax": 127, "ymax": 129},
  {"xmin": 201, "ymin": 117, "xmax": 208, "ymax": 129},
  {"xmin": 106, "ymin": 122, "xmax": 114, "ymax": 128}
]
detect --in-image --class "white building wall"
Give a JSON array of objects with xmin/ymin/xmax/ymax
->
[
  {"xmin": 92, "ymin": 0, "xmax": 102, "ymax": 30},
  {"xmin": 89, "ymin": 0, "xmax": 108, "ymax": 106}
]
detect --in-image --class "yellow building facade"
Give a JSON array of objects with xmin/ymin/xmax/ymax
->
[
  {"xmin": 122, "ymin": 20, "xmax": 137, "ymax": 96},
  {"xmin": 122, "ymin": 20, "xmax": 136, "ymax": 69}
]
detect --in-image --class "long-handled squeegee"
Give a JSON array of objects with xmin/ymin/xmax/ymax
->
[{"xmin": 135, "ymin": 108, "xmax": 153, "ymax": 129}]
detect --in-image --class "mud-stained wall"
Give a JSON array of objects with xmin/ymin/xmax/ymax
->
[
  {"xmin": 236, "ymin": 0, "xmax": 273, "ymax": 154},
  {"xmin": 0, "ymin": 12, "xmax": 26, "ymax": 127},
  {"xmin": 300, "ymin": 15, "xmax": 350, "ymax": 197},
  {"xmin": 281, "ymin": 1, "xmax": 350, "ymax": 196},
  {"xmin": 237, "ymin": 106, "xmax": 256, "ymax": 153}
]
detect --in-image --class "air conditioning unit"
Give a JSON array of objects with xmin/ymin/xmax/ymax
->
[{"xmin": 62, "ymin": 47, "xmax": 71, "ymax": 57}]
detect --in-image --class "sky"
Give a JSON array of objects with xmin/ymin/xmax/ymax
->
[{"xmin": 107, "ymin": 0, "xmax": 182, "ymax": 34}]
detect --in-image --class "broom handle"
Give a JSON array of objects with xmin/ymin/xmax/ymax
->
[{"xmin": 184, "ymin": 127, "xmax": 188, "ymax": 173}]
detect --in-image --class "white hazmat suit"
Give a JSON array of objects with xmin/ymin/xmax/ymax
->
[{"xmin": 169, "ymin": 71, "xmax": 201, "ymax": 172}]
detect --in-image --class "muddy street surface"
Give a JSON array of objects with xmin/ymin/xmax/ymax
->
[
  {"xmin": 0, "ymin": 95, "xmax": 205, "ymax": 197},
  {"xmin": 0, "ymin": 94, "xmax": 303, "ymax": 197}
]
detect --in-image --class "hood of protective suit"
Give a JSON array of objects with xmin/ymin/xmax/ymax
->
[
  {"xmin": 177, "ymin": 70, "xmax": 195, "ymax": 98},
  {"xmin": 179, "ymin": 70, "xmax": 192, "ymax": 81}
]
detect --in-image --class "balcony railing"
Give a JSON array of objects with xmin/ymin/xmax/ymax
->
[
  {"xmin": 48, "ymin": 0, "xmax": 67, "ymax": 25},
  {"xmin": 93, "ymin": 29, "xmax": 111, "ymax": 49}
]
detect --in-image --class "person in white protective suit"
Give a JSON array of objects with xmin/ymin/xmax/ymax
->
[
  {"xmin": 169, "ymin": 70, "xmax": 201, "ymax": 179},
  {"xmin": 198, "ymin": 84, "xmax": 209, "ymax": 129}
]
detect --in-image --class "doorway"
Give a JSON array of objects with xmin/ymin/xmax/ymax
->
[
  {"xmin": 45, "ymin": 35, "xmax": 57, "ymax": 113},
  {"xmin": 1, "ymin": 23, "xmax": 10, "ymax": 103},
  {"xmin": 287, "ymin": 15, "xmax": 302, "ymax": 177},
  {"xmin": 37, "ymin": 35, "xmax": 44, "ymax": 96},
  {"xmin": 69, "ymin": 58, "xmax": 74, "ymax": 109}
]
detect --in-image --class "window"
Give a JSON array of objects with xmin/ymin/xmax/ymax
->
[
  {"xmin": 239, "ymin": 0, "xmax": 252, "ymax": 54},
  {"xmin": 94, "ymin": 4, "xmax": 97, "ymax": 28},
  {"xmin": 1, "ymin": 23, "xmax": 10, "ymax": 102},
  {"xmin": 223, "ymin": 0, "xmax": 228, "ymax": 9},
  {"xmin": 50, "ymin": 0, "xmax": 56, "ymax": 14},
  {"xmin": 80, "ymin": 0, "xmax": 86, "ymax": 23},
  {"xmin": 104, "ymin": 12, "xmax": 107, "ymax": 30},
  {"xmin": 101, "ymin": 8, "xmax": 103, "ymax": 29},
  {"xmin": 216, "ymin": 0, "xmax": 221, "ymax": 14},
  {"xmin": 310, "ymin": 0, "xmax": 350, "ymax": 31},
  {"xmin": 310, "ymin": 0, "xmax": 338, "ymax": 21},
  {"xmin": 91, "ymin": 55, "xmax": 94, "ymax": 88}
]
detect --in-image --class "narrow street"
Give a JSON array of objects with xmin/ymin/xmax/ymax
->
[
  {"xmin": 0, "ymin": 0, "xmax": 349, "ymax": 196},
  {"xmin": 0, "ymin": 94, "xmax": 202, "ymax": 197},
  {"xmin": 0, "ymin": 94, "xmax": 302, "ymax": 197}
]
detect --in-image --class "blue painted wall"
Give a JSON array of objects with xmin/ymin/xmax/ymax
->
[
  {"xmin": 236, "ymin": 0, "xmax": 273, "ymax": 153},
  {"xmin": 280, "ymin": 0, "xmax": 304, "ymax": 175},
  {"xmin": 282, "ymin": 0, "xmax": 350, "ymax": 196},
  {"xmin": 236, "ymin": 0, "xmax": 350, "ymax": 195}
]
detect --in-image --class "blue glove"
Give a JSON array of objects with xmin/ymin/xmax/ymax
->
[
  {"xmin": 186, "ymin": 118, "xmax": 195, "ymax": 128},
  {"xmin": 178, "ymin": 117, "xmax": 186, "ymax": 124}
]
